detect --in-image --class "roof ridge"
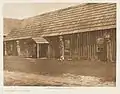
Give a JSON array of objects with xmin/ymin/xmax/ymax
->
[{"xmin": 23, "ymin": 3, "xmax": 92, "ymax": 20}]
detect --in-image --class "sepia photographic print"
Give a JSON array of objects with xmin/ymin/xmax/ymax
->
[{"xmin": 3, "ymin": 3, "xmax": 116, "ymax": 87}]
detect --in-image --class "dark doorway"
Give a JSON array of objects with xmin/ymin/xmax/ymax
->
[{"xmin": 40, "ymin": 44, "xmax": 48, "ymax": 58}]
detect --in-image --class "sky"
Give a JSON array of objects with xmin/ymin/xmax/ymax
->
[{"xmin": 3, "ymin": 3, "xmax": 80, "ymax": 19}]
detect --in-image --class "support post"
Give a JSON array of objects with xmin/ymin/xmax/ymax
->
[
  {"xmin": 4, "ymin": 42, "xmax": 7, "ymax": 56},
  {"xmin": 48, "ymin": 44, "xmax": 50, "ymax": 58},
  {"xmin": 104, "ymin": 32, "xmax": 113, "ymax": 62},
  {"xmin": 16, "ymin": 40, "xmax": 21, "ymax": 56},
  {"xmin": 59, "ymin": 36, "xmax": 64, "ymax": 60},
  {"xmin": 37, "ymin": 44, "xmax": 40, "ymax": 58}
]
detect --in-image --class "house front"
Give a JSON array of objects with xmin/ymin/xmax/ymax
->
[{"xmin": 4, "ymin": 3, "xmax": 116, "ymax": 62}]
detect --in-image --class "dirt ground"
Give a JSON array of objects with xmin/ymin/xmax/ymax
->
[{"xmin": 4, "ymin": 56, "xmax": 116, "ymax": 86}]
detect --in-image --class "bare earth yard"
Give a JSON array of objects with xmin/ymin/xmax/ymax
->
[{"xmin": 4, "ymin": 56, "xmax": 116, "ymax": 86}]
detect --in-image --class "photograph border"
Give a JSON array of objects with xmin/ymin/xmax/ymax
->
[{"xmin": 1, "ymin": 0, "xmax": 120, "ymax": 94}]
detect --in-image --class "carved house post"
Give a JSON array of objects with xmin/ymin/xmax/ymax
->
[
  {"xmin": 59, "ymin": 36, "xmax": 64, "ymax": 60},
  {"xmin": 104, "ymin": 33, "xmax": 113, "ymax": 62},
  {"xmin": 16, "ymin": 40, "xmax": 21, "ymax": 56}
]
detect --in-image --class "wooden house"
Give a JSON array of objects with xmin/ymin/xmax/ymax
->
[{"xmin": 4, "ymin": 3, "xmax": 116, "ymax": 62}]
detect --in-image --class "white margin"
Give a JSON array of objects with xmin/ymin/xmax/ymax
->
[{"xmin": 1, "ymin": 0, "xmax": 120, "ymax": 94}]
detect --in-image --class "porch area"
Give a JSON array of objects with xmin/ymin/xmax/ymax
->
[{"xmin": 4, "ymin": 37, "xmax": 49, "ymax": 58}]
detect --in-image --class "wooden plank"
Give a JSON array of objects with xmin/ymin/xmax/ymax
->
[
  {"xmin": 79, "ymin": 33, "xmax": 82, "ymax": 57},
  {"xmin": 37, "ymin": 44, "xmax": 39, "ymax": 58},
  {"xmin": 92, "ymin": 44, "xmax": 94, "ymax": 60},
  {"xmin": 113, "ymin": 29, "xmax": 116, "ymax": 61},
  {"xmin": 81, "ymin": 33, "xmax": 82, "ymax": 57},
  {"xmin": 70, "ymin": 34, "xmax": 72, "ymax": 58},
  {"xmin": 78, "ymin": 33, "xmax": 80, "ymax": 59},
  {"xmin": 110, "ymin": 29, "xmax": 113, "ymax": 62},
  {"xmin": 81, "ymin": 33, "xmax": 83, "ymax": 57},
  {"xmin": 89, "ymin": 33, "xmax": 91, "ymax": 59},
  {"xmin": 93, "ymin": 32, "xmax": 96, "ymax": 60},
  {"xmin": 91, "ymin": 44, "xmax": 93, "ymax": 59},
  {"xmin": 90, "ymin": 44, "xmax": 92, "ymax": 59},
  {"xmin": 83, "ymin": 33, "xmax": 85, "ymax": 58},
  {"xmin": 89, "ymin": 32, "xmax": 91, "ymax": 59},
  {"xmin": 87, "ymin": 32, "xmax": 89, "ymax": 59},
  {"xmin": 77, "ymin": 34, "xmax": 79, "ymax": 58},
  {"xmin": 85, "ymin": 33, "xmax": 87, "ymax": 58}
]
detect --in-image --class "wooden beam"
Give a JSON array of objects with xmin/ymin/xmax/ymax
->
[{"xmin": 37, "ymin": 44, "xmax": 39, "ymax": 58}]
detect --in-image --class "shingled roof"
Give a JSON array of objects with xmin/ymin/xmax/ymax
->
[{"xmin": 5, "ymin": 3, "xmax": 116, "ymax": 40}]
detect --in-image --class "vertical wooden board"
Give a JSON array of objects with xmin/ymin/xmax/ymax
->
[
  {"xmin": 86, "ymin": 32, "xmax": 88, "ymax": 59},
  {"xmin": 88, "ymin": 44, "xmax": 90, "ymax": 59},
  {"xmin": 77, "ymin": 33, "xmax": 79, "ymax": 58},
  {"xmin": 91, "ymin": 44, "xmax": 93, "ymax": 59},
  {"xmin": 37, "ymin": 44, "xmax": 39, "ymax": 58},
  {"xmin": 83, "ymin": 45, "xmax": 85, "ymax": 58},
  {"xmin": 111, "ymin": 30, "xmax": 113, "ymax": 61},
  {"xmin": 84, "ymin": 33, "xmax": 87, "ymax": 58},
  {"xmin": 89, "ymin": 44, "xmax": 91, "ymax": 59},
  {"xmin": 76, "ymin": 34, "xmax": 78, "ymax": 58},
  {"xmin": 83, "ymin": 33, "xmax": 85, "ymax": 57},
  {"xmin": 78, "ymin": 33, "xmax": 80, "ymax": 57},
  {"xmin": 112, "ymin": 29, "xmax": 116, "ymax": 61},
  {"xmin": 81, "ymin": 33, "xmax": 83, "ymax": 57},
  {"xmin": 72, "ymin": 34, "xmax": 74, "ymax": 58},
  {"xmin": 109, "ymin": 30, "xmax": 112, "ymax": 62},
  {"xmin": 90, "ymin": 44, "xmax": 92, "ymax": 59},
  {"xmin": 92, "ymin": 45, "xmax": 94, "ymax": 59},
  {"xmin": 102, "ymin": 31, "xmax": 104, "ymax": 36},
  {"xmin": 70, "ymin": 34, "xmax": 72, "ymax": 58},
  {"xmin": 85, "ymin": 33, "xmax": 87, "ymax": 58},
  {"xmin": 89, "ymin": 33, "xmax": 91, "ymax": 59},
  {"xmin": 113, "ymin": 29, "xmax": 115, "ymax": 61},
  {"xmin": 86, "ymin": 32, "xmax": 88, "ymax": 58},
  {"xmin": 93, "ymin": 32, "xmax": 96, "ymax": 59},
  {"xmin": 52, "ymin": 40, "xmax": 54, "ymax": 58},
  {"xmin": 81, "ymin": 45, "xmax": 83, "ymax": 57},
  {"xmin": 92, "ymin": 44, "xmax": 95, "ymax": 60},
  {"xmin": 87, "ymin": 32, "xmax": 90, "ymax": 59},
  {"xmin": 94, "ymin": 34, "xmax": 96, "ymax": 60},
  {"xmin": 113, "ymin": 29, "xmax": 116, "ymax": 61},
  {"xmin": 93, "ymin": 44, "xmax": 95, "ymax": 59},
  {"xmin": 88, "ymin": 32, "xmax": 90, "ymax": 59},
  {"xmin": 92, "ymin": 32, "xmax": 94, "ymax": 59},
  {"xmin": 80, "ymin": 33, "xmax": 81, "ymax": 57},
  {"xmin": 88, "ymin": 33, "xmax": 90, "ymax": 59}
]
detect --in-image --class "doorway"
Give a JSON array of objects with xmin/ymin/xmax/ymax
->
[{"xmin": 40, "ymin": 44, "xmax": 48, "ymax": 58}]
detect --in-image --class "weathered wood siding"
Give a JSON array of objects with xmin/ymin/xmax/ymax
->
[
  {"xmin": 6, "ymin": 40, "xmax": 18, "ymax": 56},
  {"xmin": 63, "ymin": 28, "xmax": 116, "ymax": 61}
]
